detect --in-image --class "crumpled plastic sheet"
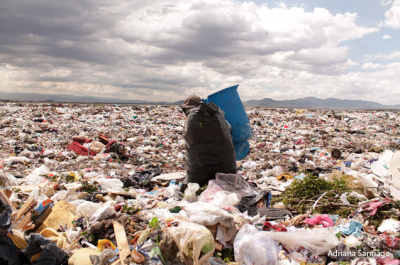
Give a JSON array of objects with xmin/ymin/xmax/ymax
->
[
  {"xmin": 234, "ymin": 224, "xmax": 279, "ymax": 265},
  {"xmin": 177, "ymin": 201, "xmax": 235, "ymax": 228},
  {"xmin": 337, "ymin": 220, "xmax": 363, "ymax": 236},
  {"xmin": 378, "ymin": 219, "xmax": 400, "ymax": 233},
  {"xmin": 303, "ymin": 214, "xmax": 334, "ymax": 227},
  {"xmin": 365, "ymin": 199, "xmax": 390, "ymax": 216}
]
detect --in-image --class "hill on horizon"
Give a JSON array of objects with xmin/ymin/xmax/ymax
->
[
  {"xmin": 244, "ymin": 97, "xmax": 400, "ymax": 109},
  {"xmin": 1, "ymin": 92, "xmax": 399, "ymax": 109}
]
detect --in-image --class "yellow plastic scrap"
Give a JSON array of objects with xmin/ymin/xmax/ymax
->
[
  {"xmin": 40, "ymin": 228, "xmax": 68, "ymax": 249},
  {"xmin": 66, "ymin": 172, "xmax": 80, "ymax": 182},
  {"xmin": 276, "ymin": 173, "xmax": 294, "ymax": 182},
  {"xmin": 97, "ymin": 239, "xmax": 116, "ymax": 251}
]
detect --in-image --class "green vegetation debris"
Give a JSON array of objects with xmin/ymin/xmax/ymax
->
[
  {"xmin": 272, "ymin": 173, "xmax": 354, "ymax": 216},
  {"xmin": 81, "ymin": 181, "xmax": 97, "ymax": 194},
  {"xmin": 149, "ymin": 217, "xmax": 160, "ymax": 229}
]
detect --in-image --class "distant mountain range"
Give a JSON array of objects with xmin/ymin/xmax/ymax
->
[
  {"xmin": 1, "ymin": 92, "xmax": 399, "ymax": 109},
  {"xmin": 244, "ymin": 97, "xmax": 400, "ymax": 109}
]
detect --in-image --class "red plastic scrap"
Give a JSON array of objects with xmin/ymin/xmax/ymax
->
[
  {"xmin": 303, "ymin": 214, "xmax": 334, "ymax": 227},
  {"xmin": 380, "ymin": 233, "xmax": 400, "ymax": 249},
  {"xmin": 364, "ymin": 198, "xmax": 391, "ymax": 216},
  {"xmin": 67, "ymin": 141, "xmax": 97, "ymax": 156},
  {"xmin": 262, "ymin": 221, "xmax": 287, "ymax": 232}
]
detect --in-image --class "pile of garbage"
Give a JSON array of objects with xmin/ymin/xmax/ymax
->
[{"xmin": 1, "ymin": 103, "xmax": 400, "ymax": 265}]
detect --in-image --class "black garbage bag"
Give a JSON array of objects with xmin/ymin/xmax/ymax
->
[
  {"xmin": 184, "ymin": 102, "xmax": 236, "ymax": 186},
  {"xmin": 0, "ymin": 235, "xmax": 31, "ymax": 265},
  {"xmin": 0, "ymin": 202, "xmax": 12, "ymax": 237},
  {"xmin": 23, "ymin": 233, "xmax": 68, "ymax": 265}
]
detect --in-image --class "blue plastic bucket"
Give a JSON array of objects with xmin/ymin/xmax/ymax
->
[{"xmin": 204, "ymin": 85, "xmax": 253, "ymax": 160}]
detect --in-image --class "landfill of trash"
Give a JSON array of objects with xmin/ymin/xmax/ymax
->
[{"xmin": 1, "ymin": 102, "xmax": 400, "ymax": 265}]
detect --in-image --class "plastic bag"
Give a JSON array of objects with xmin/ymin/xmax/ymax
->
[
  {"xmin": 343, "ymin": 235, "xmax": 361, "ymax": 248},
  {"xmin": 214, "ymin": 174, "xmax": 257, "ymax": 196},
  {"xmin": 164, "ymin": 185, "xmax": 180, "ymax": 199},
  {"xmin": 198, "ymin": 180, "xmax": 239, "ymax": 207},
  {"xmin": 271, "ymin": 166, "xmax": 284, "ymax": 177},
  {"xmin": 168, "ymin": 221, "xmax": 215, "ymax": 265},
  {"xmin": 23, "ymin": 164, "xmax": 49, "ymax": 185},
  {"xmin": 4, "ymin": 156, "xmax": 31, "ymax": 165},
  {"xmin": 91, "ymin": 205, "xmax": 116, "ymax": 223},
  {"xmin": 198, "ymin": 173, "xmax": 258, "ymax": 207},
  {"xmin": 96, "ymin": 178, "xmax": 123, "ymax": 191},
  {"xmin": 378, "ymin": 219, "xmax": 400, "ymax": 233},
  {"xmin": 265, "ymin": 227, "xmax": 339, "ymax": 255},
  {"xmin": 65, "ymin": 227, "xmax": 82, "ymax": 244},
  {"xmin": 51, "ymin": 190, "xmax": 67, "ymax": 203},
  {"xmin": 183, "ymin": 183, "xmax": 199, "ymax": 202},
  {"xmin": 28, "ymin": 187, "xmax": 48, "ymax": 207},
  {"xmin": 76, "ymin": 201, "xmax": 103, "ymax": 220},
  {"xmin": 234, "ymin": 224, "xmax": 278, "ymax": 265},
  {"xmin": 371, "ymin": 150, "xmax": 393, "ymax": 178},
  {"xmin": 178, "ymin": 201, "xmax": 234, "ymax": 228}
]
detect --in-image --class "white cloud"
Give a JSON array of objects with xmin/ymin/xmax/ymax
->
[
  {"xmin": 0, "ymin": 0, "xmax": 382, "ymax": 102},
  {"xmin": 383, "ymin": 34, "xmax": 392, "ymax": 39},
  {"xmin": 376, "ymin": 20, "xmax": 385, "ymax": 27},
  {"xmin": 367, "ymin": 51, "xmax": 400, "ymax": 60},
  {"xmin": 385, "ymin": 0, "xmax": 400, "ymax": 28},
  {"xmin": 278, "ymin": 2, "xmax": 287, "ymax": 9},
  {"xmin": 362, "ymin": 62, "xmax": 385, "ymax": 69}
]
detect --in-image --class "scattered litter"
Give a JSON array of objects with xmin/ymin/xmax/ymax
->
[{"xmin": 1, "ymin": 97, "xmax": 400, "ymax": 264}]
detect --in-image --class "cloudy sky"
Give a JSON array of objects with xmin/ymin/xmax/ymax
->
[{"xmin": 0, "ymin": 0, "xmax": 399, "ymax": 104}]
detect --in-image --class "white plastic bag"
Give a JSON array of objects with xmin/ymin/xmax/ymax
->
[
  {"xmin": 4, "ymin": 156, "xmax": 31, "ymax": 165},
  {"xmin": 197, "ymin": 180, "xmax": 240, "ymax": 207},
  {"xmin": 178, "ymin": 201, "xmax": 234, "ymax": 228},
  {"xmin": 164, "ymin": 185, "xmax": 180, "ymax": 199},
  {"xmin": 271, "ymin": 166, "xmax": 284, "ymax": 177},
  {"xmin": 265, "ymin": 227, "xmax": 339, "ymax": 255},
  {"xmin": 343, "ymin": 235, "xmax": 361, "ymax": 248},
  {"xmin": 234, "ymin": 224, "xmax": 278, "ymax": 265},
  {"xmin": 378, "ymin": 219, "xmax": 400, "ymax": 233},
  {"xmin": 23, "ymin": 164, "xmax": 49, "ymax": 185},
  {"xmin": 51, "ymin": 190, "xmax": 68, "ymax": 203},
  {"xmin": 183, "ymin": 183, "xmax": 199, "ymax": 202},
  {"xmin": 28, "ymin": 187, "xmax": 48, "ymax": 207},
  {"xmin": 168, "ymin": 221, "xmax": 215, "ymax": 265},
  {"xmin": 198, "ymin": 174, "xmax": 258, "ymax": 207},
  {"xmin": 76, "ymin": 201, "xmax": 103, "ymax": 220},
  {"xmin": 371, "ymin": 150, "xmax": 393, "ymax": 178},
  {"xmin": 96, "ymin": 178, "xmax": 123, "ymax": 191},
  {"xmin": 91, "ymin": 205, "xmax": 116, "ymax": 223}
]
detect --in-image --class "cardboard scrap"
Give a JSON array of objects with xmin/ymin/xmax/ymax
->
[
  {"xmin": 35, "ymin": 200, "xmax": 77, "ymax": 233},
  {"xmin": 12, "ymin": 183, "xmax": 48, "ymax": 193}
]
